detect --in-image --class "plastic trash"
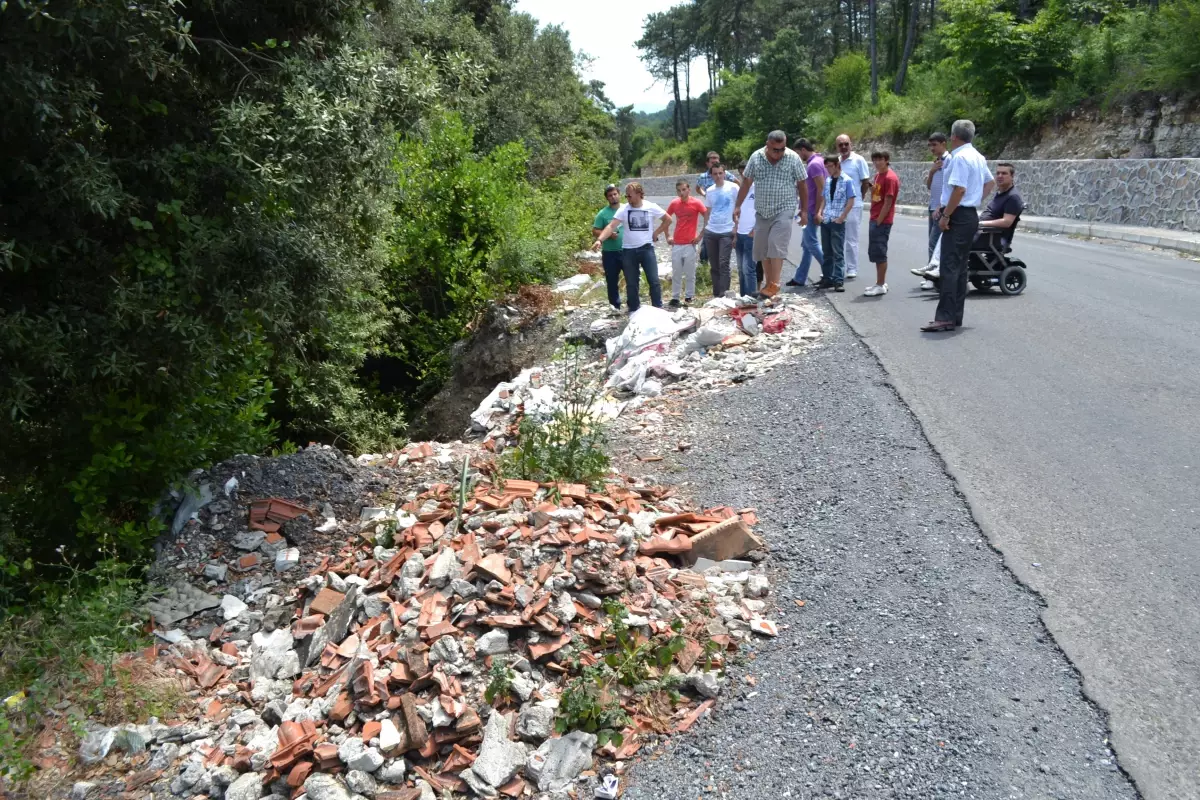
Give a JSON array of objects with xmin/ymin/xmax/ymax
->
[
  {"xmin": 596, "ymin": 774, "xmax": 620, "ymax": 799},
  {"xmin": 554, "ymin": 273, "xmax": 592, "ymax": 293},
  {"xmin": 741, "ymin": 315, "xmax": 761, "ymax": 336},
  {"xmin": 605, "ymin": 306, "xmax": 689, "ymax": 370}
]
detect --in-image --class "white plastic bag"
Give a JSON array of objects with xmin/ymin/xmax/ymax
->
[{"xmin": 606, "ymin": 306, "xmax": 689, "ymax": 370}]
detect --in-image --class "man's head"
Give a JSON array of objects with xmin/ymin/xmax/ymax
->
[
  {"xmin": 675, "ymin": 179, "xmax": 691, "ymax": 199},
  {"xmin": 871, "ymin": 151, "xmax": 890, "ymax": 173},
  {"xmin": 823, "ymin": 154, "xmax": 841, "ymax": 177},
  {"xmin": 950, "ymin": 119, "xmax": 975, "ymax": 148},
  {"xmin": 836, "ymin": 134, "xmax": 853, "ymax": 159},
  {"xmin": 711, "ymin": 163, "xmax": 727, "ymax": 185},
  {"xmin": 765, "ymin": 131, "xmax": 788, "ymax": 163},
  {"xmin": 624, "ymin": 182, "xmax": 645, "ymax": 206},
  {"xmin": 604, "ymin": 184, "xmax": 620, "ymax": 207},
  {"xmin": 928, "ymin": 132, "xmax": 948, "ymax": 158},
  {"xmin": 995, "ymin": 162, "xmax": 1015, "ymax": 192},
  {"xmin": 735, "ymin": 160, "xmax": 748, "ymax": 180},
  {"xmin": 794, "ymin": 138, "xmax": 817, "ymax": 159},
  {"xmin": 706, "ymin": 151, "xmax": 721, "ymax": 170}
]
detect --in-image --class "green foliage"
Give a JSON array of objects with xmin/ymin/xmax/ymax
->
[
  {"xmin": 484, "ymin": 663, "xmax": 515, "ymax": 705},
  {"xmin": 501, "ymin": 348, "xmax": 610, "ymax": 485},
  {"xmin": 824, "ymin": 53, "xmax": 872, "ymax": 109},
  {"xmin": 556, "ymin": 670, "xmax": 630, "ymax": 747},
  {"xmin": 0, "ymin": 0, "xmax": 618, "ymax": 591},
  {"xmin": 754, "ymin": 29, "xmax": 819, "ymax": 137}
]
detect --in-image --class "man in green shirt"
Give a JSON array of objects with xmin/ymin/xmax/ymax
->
[{"xmin": 593, "ymin": 183, "xmax": 625, "ymax": 312}]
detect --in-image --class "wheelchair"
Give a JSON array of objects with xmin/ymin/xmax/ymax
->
[{"xmin": 966, "ymin": 228, "xmax": 1027, "ymax": 295}]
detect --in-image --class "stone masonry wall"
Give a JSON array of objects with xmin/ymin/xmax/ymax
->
[{"xmin": 629, "ymin": 158, "xmax": 1200, "ymax": 232}]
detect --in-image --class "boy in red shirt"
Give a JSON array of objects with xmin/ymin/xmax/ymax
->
[
  {"xmin": 864, "ymin": 151, "xmax": 900, "ymax": 297},
  {"xmin": 660, "ymin": 179, "xmax": 707, "ymax": 307}
]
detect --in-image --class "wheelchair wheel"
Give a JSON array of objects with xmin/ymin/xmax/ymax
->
[
  {"xmin": 971, "ymin": 279, "xmax": 992, "ymax": 292},
  {"xmin": 999, "ymin": 265, "xmax": 1027, "ymax": 295}
]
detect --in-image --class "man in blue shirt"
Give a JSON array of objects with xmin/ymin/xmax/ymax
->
[{"xmin": 923, "ymin": 119, "xmax": 995, "ymax": 333}]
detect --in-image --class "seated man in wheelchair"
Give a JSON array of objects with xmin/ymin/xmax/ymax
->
[{"xmin": 971, "ymin": 162, "xmax": 1024, "ymax": 259}]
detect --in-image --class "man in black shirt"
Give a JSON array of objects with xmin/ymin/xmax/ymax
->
[{"xmin": 974, "ymin": 162, "xmax": 1023, "ymax": 250}]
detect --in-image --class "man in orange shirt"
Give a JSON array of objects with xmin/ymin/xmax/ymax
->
[{"xmin": 657, "ymin": 179, "xmax": 706, "ymax": 307}]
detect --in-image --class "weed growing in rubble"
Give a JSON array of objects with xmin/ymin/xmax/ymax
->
[
  {"xmin": 484, "ymin": 664, "xmax": 515, "ymax": 705},
  {"xmin": 555, "ymin": 601, "xmax": 691, "ymax": 745},
  {"xmin": 502, "ymin": 347, "xmax": 609, "ymax": 485}
]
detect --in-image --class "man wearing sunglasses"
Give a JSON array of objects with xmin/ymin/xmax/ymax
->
[
  {"xmin": 835, "ymin": 134, "xmax": 871, "ymax": 280},
  {"xmin": 733, "ymin": 131, "xmax": 808, "ymax": 299}
]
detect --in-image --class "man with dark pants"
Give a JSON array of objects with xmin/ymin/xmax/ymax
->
[
  {"xmin": 815, "ymin": 154, "xmax": 857, "ymax": 291},
  {"xmin": 592, "ymin": 184, "xmax": 625, "ymax": 313},
  {"xmin": 923, "ymin": 120, "xmax": 994, "ymax": 333},
  {"xmin": 787, "ymin": 139, "xmax": 826, "ymax": 287},
  {"xmin": 591, "ymin": 182, "xmax": 670, "ymax": 312},
  {"xmin": 702, "ymin": 164, "xmax": 739, "ymax": 297}
]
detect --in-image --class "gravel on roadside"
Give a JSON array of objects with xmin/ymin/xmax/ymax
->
[{"xmin": 617, "ymin": 300, "xmax": 1138, "ymax": 800}]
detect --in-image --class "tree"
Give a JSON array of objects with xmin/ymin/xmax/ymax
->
[
  {"xmin": 895, "ymin": 0, "xmax": 921, "ymax": 93},
  {"xmin": 869, "ymin": 0, "xmax": 880, "ymax": 104},
  {"xmin": 754, "ymin": 29, "xmax": 820, "ymax": 137}
]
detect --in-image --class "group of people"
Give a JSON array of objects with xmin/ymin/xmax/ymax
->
[{"xmin": 591, "ymin": 118, "xmax": 1024, "ymax": 332}]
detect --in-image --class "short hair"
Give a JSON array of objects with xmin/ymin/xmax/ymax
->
[
  {"xmin": 711, "ymin": 162, "xmax": 726, "ymax": 172},
  {"xmin": 996, "ymin": 161, "xmax": 1016, "ymax": 174},
  {"xmin": 951, "ymin": 119, "xmax": 975, "ymax": 142},
  {"xmin": 767, "ymin": 130, "xmax": 787, "ymax": 144},
  {"xmin": 928, "ymin": 132, "xmax": 947, "ymax": 143},
  {"xmin": 676, "ymin": 178, "xmax": 689, "ymax": 189},
  {"xmin": 871, "ymin": 150, "xmax": 890, "ymax": 162},
  {"xmin": 793, "ymin": 137, "xmax": 815, "ymax": 152},
  {"xmin": 625, "ymin": 181, "xmax": 644, "ymax": 197},
  {"xmin": 822, "ymin": 154, "xmax": 839, "ymax": 165},
  {"xmin": 707, "ymin": 151, "xmax": 720, "ymax": 159}
]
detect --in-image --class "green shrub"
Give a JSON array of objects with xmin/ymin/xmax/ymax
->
[{"xmin": 823, "ymin": 53, "xmax": 871, "ymax": 109}]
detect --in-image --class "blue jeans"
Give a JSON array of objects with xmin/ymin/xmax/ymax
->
[
  {"xmin": 927, "ymin": 211, "xmax": 940, "ymax": 262},
  {"xmin": 735, "ymin": 233, "xmax": 757, "ymax": 296},
  {"xmin": 601, "ymin": 250, "xmax": 623, "ymax": 309},
  {"xmin": 621, "ymin": 244, "xmax": 663, "ymax": 311},
  {"xmin": 791, "ymin": 218, "xmax": 822, "ymax": 284},
  {"xmin": 820, "ymin": 221, "xmax": 846, "ymax": 285}
]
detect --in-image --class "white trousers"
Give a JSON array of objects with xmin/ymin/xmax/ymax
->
[
  {"xmin": 844, "ymin": 208, "xmax": 861, "ymax": 274},
  {"xmin": 671, "ymin": 244, "xmax": 697, "ymax": 300}
]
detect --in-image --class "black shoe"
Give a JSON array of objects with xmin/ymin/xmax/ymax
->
[
  {"xmin": 785, "ymin": 279, "xmax": 802, "ymax": 287},
  {"xmin": 834, "ymin": 283, "xmax": 845, "ymax": 292},
  {"xmin": 668, "ymin": 298, "xmax": 680, "ymax": 309},
  {"xmin": 814, "ymin": 279, "xmax": 834, "ymax": 290},
  {"xmin": 684, "ymin": 297, "xmax": 694, "ymax": 306}
]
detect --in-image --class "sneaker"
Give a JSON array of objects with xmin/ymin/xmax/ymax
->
[
  {"xmin": 919, "ymin": 279, "xmax": 935, "ymax": 290},
  {"xmin": 669, "ymin": 298, "xmax": 681, "ymax": 309},
  {"xmin": 813, "ymin": 279, "xmax": 833, "ymax": 290},
  {"xmin": 863, "ymin": 284, "xmax": 888, "ymax": 296},
  {"xmin": 910, "ymin": 266, "xmax": 928, "ymax": 277},
  {"xmin": 833, "ymin": 284, "xmax": 845, "ymax": 292},
  {"xmin": 923, "ymin": 265, "xmax": 940, "ymax": 278},
  {"xmin": 684, "ymin": 297, "xmax": 694, "ymax": 306},
  {"xmin": 845, "ymin": 270, "xmax": 858, "ymax": 279}
]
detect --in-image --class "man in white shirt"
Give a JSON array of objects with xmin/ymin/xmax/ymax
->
[
  {"xmin": 592, "ymin": 182, "xmax": 672, "ymax": 312},
  {"xmin": 835, "ymin": 134, "xmax": 871, "ymax": 280},
  {"xmin": 734, "ymin": 163, "xmax": 758, "ymax": 296},
  {"xmin": 922, "ymin": 119, "xmax": 995, "ymax": 333},
  {"xmin": 701, "ymin": 164, "xmax": 739, "ymax": 297}
]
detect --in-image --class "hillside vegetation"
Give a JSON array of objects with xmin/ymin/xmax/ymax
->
[{"xmin": 631, "ymin": 0, "xmax": 1200, "ymax": 171}]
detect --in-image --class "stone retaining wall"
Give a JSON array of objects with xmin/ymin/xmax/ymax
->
[{"xmin": 627, "ymin": 158, "xmax": 1200, "ymax": 232}]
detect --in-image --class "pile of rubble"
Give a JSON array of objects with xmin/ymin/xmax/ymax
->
[
  {"xmin": 470, "ymin": 292, "xmax": 827, "ymax": 442},
  {"xmin": 61, "ymin": 442, "xmax": 776, "ymax": 800}
]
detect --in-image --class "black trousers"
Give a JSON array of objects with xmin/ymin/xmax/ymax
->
[{"xmin": 934, "ymin": 206, "xmax": 979, "ymax": 326}]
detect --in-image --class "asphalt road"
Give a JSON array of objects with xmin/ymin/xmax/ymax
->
[{"xmin": 806, "ymin": 212, "xmax": 1200, "ymax": 800}]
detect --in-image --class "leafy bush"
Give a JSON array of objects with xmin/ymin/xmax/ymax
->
[{"xmin": 823, "ymin": 53, "xmax": 871, "ymax": 109}]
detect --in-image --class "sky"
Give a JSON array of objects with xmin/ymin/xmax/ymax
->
[{"xmin": 513, "ymin": 0, "xmax": 705, "ymax": 113}]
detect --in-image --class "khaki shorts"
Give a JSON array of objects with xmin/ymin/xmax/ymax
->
[{"xmin": 752, "ymin": 208, "xmax": 794, "ymax": 261}]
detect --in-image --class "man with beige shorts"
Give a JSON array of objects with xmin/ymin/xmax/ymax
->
[{"xmin": 733, "ymin": 131, "xmax": 808, "ymax": 299}]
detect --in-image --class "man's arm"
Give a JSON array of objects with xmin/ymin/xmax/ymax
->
[
  {"xmin": 878, "ymin": 194, "xmax": 895, "ymax": 223},
  {"xmin": 732, "ymin": 175, "xmax": 753, "ymax": 223},
  {"xmin": 836, "ymin": 195, "xmax": 855, "ymax": 224},
  {"xmin": 652, "ymin": 214, "xmax": 674, "ymax": 242},
  {"xmin": 795, "ymin": 180, "xmax": 809, "ymax": 224},
  {"xmin": 592, "ymin": 226, "xmax": 605, "ymax": 241},
  {"xmin": 980, "ymin": 212, "xmax": 1018, "ymax": 230},
  {"xmin": 813, "ymin": 172, "xmax": 826, "ymax": 217},
  {"xmin": 591, "ymin": 218, "xmax": 622, "ymax": 249},
  {"xmin": 982, "ymin": 179, "xmax": 996, "ymax": 202},
  {"xmin": 939, "ymin": 186, "xmax": 966, "ymax": 230}
]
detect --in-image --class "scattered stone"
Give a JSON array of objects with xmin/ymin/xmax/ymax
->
[
  {"xmin": 746, "ymin": 573, "xmax": 770, "ymax": 598},
  {"xmin": 377, "ymin": 758, "xmax": 407, "ymax": 783},
  {"xmin": 528, "ymin": 730, "xmax": 597, "ymax": 792},
  {"xmin": 345, "ymin": 769, "xmax": 378, "ymax": 796},
  {"xmin": 233, "ymin": 531, "xmax": 267, "ymax": 551},
  {"xmin": 471, "ymin": 711, "xmax": 528, "ymax": 787},
  {"xmin": 378, "ymin": 719, "xmax": 403, "ymax": 755},
  {"xmin": 516, "ymin": 703, "xmax": 555, "ymax": 742},
  {"xmin": 224, "ymin": 773, "xmax": 265, "ymax": 800},
  {"xmin": 304, "ymin": 773, "xmax": 354, "ymax": 800},
  {"xmin": 250, "ymin": 628, "xmax": 301, "ymax": 680},
  {"xmin": 475, "ymin": 629, "xmax": 510, "ymax": 656},
  {"xmin": 221, "ymin": 593, "xmax": 248, "ymax": 621},
  {"xmin": 203, "ymin": 563, "xmax": 228, "ymax": 582},
  {"xmin": 143, "ymin": 580, "xmax": 220, "ymax": 626},
  {"xmin": 689, "ymin": 669, "xmax": 723, "ymax": 699},
  {"xmin": 70, "ymin": 782, "xmax": 97, "ymax": 800},
  {"xmin": 427, "ymin": 547, "xmax": 459, "ymax": 587}
]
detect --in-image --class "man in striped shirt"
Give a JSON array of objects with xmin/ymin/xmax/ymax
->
[{"xmin": 733, "ymin": 131, "xmax": 808, "ymax": 299}]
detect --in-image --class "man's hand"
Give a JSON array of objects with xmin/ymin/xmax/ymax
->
[
  {"xmin": 732, "ymin": 208, "xmax": 741, "ymax": 225},
  {"xmin": 590, "ymin": 240, "xmax": 603, "ymax": 252},
  {"xmin": 931, "ymin": 159, "xmax": 944, "ymax": 173},
  {"xmin": 939, "ymin": 214, "xmax": 951, "ymax": 231},
  {"xmin": 691, "ymin": 234, "xmax": 702, "ymax": 245},
  {"xmin": 799, "ymin": 211, "xmax": 809, "ymax": 227},
  {"xmin": 815, "ymin": 212, "xmax": 824, "ymax": 225},
  {"xmin": 835, "ymin": 214, "xmax": 847, "ymax": 224}
]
